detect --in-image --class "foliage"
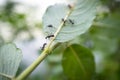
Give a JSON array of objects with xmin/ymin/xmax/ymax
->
[
  {"xmin": 43, "ymin": 0, "xmax": 97, "ymax": 42},
  {"xmin": 0, "ymin": 43, "xmax": 22, "ymax": 80},
  {"xmin": 0, "ymin": 0, "xmax": 120, "ymax": 80},
  {"xmin": 62, "ymin": 44, "xmax": 95, "ymax": 80}
]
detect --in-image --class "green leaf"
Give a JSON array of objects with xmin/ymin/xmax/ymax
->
[
  {"xmin": 62, "ymin": 44, "xmax": 95, "ymax": 80},
  {"xmin": 0, "ymin": 43, "xmax": 22, "ymax": 80},
  {"xmin": 43, "ymin": 0, "xmax": 98, "ymax": 42}
]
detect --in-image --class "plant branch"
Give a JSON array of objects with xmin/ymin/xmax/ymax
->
[{"xmin": 15, "ymin": 5, "xmax": 73, "ymax": 80}]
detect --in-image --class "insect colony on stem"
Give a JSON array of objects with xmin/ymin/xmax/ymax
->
[{"xmin": 41, "ymin": 4, "xmax": 74, "ymax": 50}]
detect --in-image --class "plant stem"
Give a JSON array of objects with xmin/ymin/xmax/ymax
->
[
  {"xmin": 15, "ymin": 49, "xmax": 48, "ymax": 80},
  {"xmin": 15, "ymin": 6, "xmax": 73, "ymax": 80}
]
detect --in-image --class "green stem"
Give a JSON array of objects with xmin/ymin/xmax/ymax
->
[
  {"xmin": 15, "ymin": 49, "xmax": 48, "ymax": 80},
  {"xmin": 15, "ymin": 5, "xmax": 73, "ymax": 80}
]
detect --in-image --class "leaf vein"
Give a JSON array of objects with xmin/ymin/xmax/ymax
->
[{"xmin": 69, "ymin": 46, "xmax": 87, "ymax": 75}]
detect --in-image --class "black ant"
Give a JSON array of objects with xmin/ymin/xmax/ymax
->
[
  {"xmin": 68, "ymin": 4, "xmax": 72, "ymax": 9},
  {"xmin": 61, "ymin": 18, "xmax": 67, "ymax": 24},
  {"xmin": 45, "ymin": 35, "xmax": 54, "ymax": 39},
  {"xmin": 41, "ymin": 43, "xmax": 47, "ymax": 50},
  {"xmin": 69, "ymin": 19, "xmax": 74, "ymax": 24},
  {"xmin": 61, "ymin": 18, "xmax": 74, "ymax": 25},
  {"xmin": 61, "ymin": 18, "xmax": 65, "ymax": 22},
  {"xmin": 47, "ymin": 24, "xmax": 53, "ymax": 27}
]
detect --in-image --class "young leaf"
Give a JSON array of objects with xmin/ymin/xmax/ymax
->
[
  {"xmin": 0, "ymin": 43, "xmax": 22, "ymax": 80},
  {"xmin": 62, "ymin": 44, "xmax": 95, "ymax": 80},
  {"xmin": 43, "ymin": 0, "xmax": 98, "ymax": 42}
]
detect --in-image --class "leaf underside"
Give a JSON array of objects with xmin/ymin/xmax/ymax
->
[
  {"xmin": 43, "ymin": 0, "xmax": 98, "ymax": 42},
  {"xmin": 0, "ymin": 43, "xmax": 22, "ymax": 80},
  {"xmin": 62, "ymin": 44, "xmax": 95, "ymax": 80}
]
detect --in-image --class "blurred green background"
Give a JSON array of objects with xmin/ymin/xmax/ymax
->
[{"xmin": 0, "ymin": 0, "xmax": 120, "ymax": 80}]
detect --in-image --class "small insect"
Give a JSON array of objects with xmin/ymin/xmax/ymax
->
[
  {"xmin": 41, "ymin": 43, "xmax": 47, "ymax": 50},
  {"xmin": 61, "ymin": 18, "xmax": 66, "ymax": 23},
  {"xmin": 47, "ymin": 25, "xmax": 53, "ymax": 27},
  {"xmin": 69, "ymin": 19, "xmax": 74, "ymax": 24},
  {"xmin": 61, "ymin": 18, "xmax": 65, "ymax": 22},
  {"xmin": 68, "ymin": 4, "xmax": 72, "ymax": 9},
  {"xmin": 45, "ymin": 35, "xmax": 54, "ymax": 39}
]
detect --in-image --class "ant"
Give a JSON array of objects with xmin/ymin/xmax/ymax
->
[
  {"xmin": 61, "ymin": 18, "xmax": 74, "ymax": 25},
  {"xmin": 61, "ymin": 18, "xmax": 65, "ymax": 22},
  {"xmin": 68, "ymin": 4, "xmax": 72, "ymax": 9},
  {"xmin": 41, "ymin": 43, "xmax": 47, "ymax": 50},
  {"xmin": 61, "ymin": 18, "xmax": 67, "ymax": 24},
  {"xmin": 45, "ymin": 35, "xmax": 54, "ymax": 39},
  {"xmin": 47, "ymin": 24, "xmax": 53, "ymax": 27},
  {"xmin": 69, "ymin": 19, "xmax": 74, "ymax": 24}
]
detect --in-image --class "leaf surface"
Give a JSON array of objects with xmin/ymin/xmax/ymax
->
[
  {"xmin": 0, "ymin": 43, "xmax": 22, "ymax": 80},
  {"xmin": 43, "ymin": 0, "xmax": 98, "ymax": 42},
  {"xmin": 62, "ymin": 44, "xmax": 95, "ymax": 80}
]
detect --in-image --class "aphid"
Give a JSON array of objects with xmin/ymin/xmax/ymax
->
[
  {"xmin": 41, "ymin": 43, "xmax": 47, "ymax": 50},
  {"xmin": 45, "ymin": 35, "xmax": 54, "ymax": 39},
  {"xmin": 47, "ymin": 24, "xmax": 53, "ymax": 27},
  {"xmin": 69, "ymin": 19, "xmax": 74, "ymax": 24}
]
